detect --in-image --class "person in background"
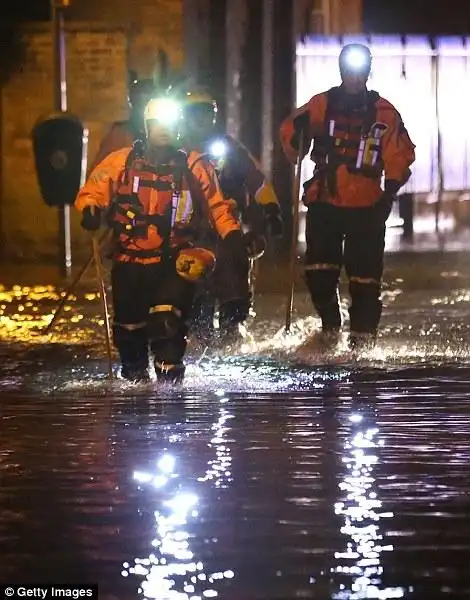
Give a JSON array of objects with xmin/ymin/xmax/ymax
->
[
  {"xmin": 280, "ymin": 43, "xmax": 415, "ymax": 352},
  {"xmin": 88, "ymin": 77, "xmax": 156, "ymax": 171},
  {"xmin": 181, "ymin": 87, "xmax": 284, "ymax": 341}
]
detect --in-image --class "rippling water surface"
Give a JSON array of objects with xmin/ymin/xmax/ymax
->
[{"xmin": 1, "ymin": 256, "xmax": 470, "ymax": 599}]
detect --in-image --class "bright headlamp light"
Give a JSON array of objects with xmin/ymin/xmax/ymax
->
[
  {"xmin": 144, "ymin": 98, "xmax": 181, "ymax": 125},
  {"xmin": 344, "ymin": 47, "xmax": 369, "ymax": 70},
  {"xmin": 209, "ymin": 139, "xmax": 227, "ymax": 158},
  {"xmin": 339, "ymin": 44, "xmax": 372, "ymax": 76}
]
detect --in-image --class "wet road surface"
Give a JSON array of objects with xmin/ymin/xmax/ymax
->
[{"xmin": 1, "ymin": 251, "xmax": 470, "ymax": 599}]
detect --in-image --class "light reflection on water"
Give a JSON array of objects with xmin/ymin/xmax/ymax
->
[
  {"xmin": 2, "ymin": 274, "xmax": 470, "ymax": 598},
  {"xmin": 332, "ymin": 409, "xmax": 407, "ymax": 600},
  {"xmin": 2, "ymin": 282, "xmax": 470, "ymax": 381},
  {"xmin": 0, "ymin": 284, "xmax": 102, "ymax": 346},
  {"xmin": 122, "ymin": 397, "xmax": 235, "ymax": 599}
]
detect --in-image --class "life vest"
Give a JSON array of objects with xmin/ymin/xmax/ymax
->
[
  {"xmin": 312, "ymin": 87, "xmax": 384, "ymax": 197},
  {"xmin": 107, "ymin": 143, "xmax": 204, "ymax": 262}
]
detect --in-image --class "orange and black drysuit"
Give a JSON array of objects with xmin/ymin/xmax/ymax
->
[
  {"xmin": 280, "ymin": 85, "xmax": 415, "ymax": 340},
  {"xmin": 193, "ymin": 133, "xmax": 283, "ymax": 337},
  {"xmin": 76, "ymin": 142, "xmax": 248, "ymax": 381}
]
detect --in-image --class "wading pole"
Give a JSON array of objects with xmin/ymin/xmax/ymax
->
[
  {"xmin": 284, "ymin": 131, "xmax": 304, "ymax": 333},
  {"xmin": 44, "ymin": 228, "xmax": 110, "ymax": 335},
  {"xmin": 91, "ymin": 220, "xmax": 113, "ymax": 380}
]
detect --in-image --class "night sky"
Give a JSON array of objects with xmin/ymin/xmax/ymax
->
[{"xmin": 8, "ymin": 0, "xmax": 470, "ymax": 34}]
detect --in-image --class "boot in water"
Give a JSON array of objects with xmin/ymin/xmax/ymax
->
[
  {"xmin": 121, "ymin": 365, "xmax": 150, "ymax": 383},
  {"xmin": 349, "ymin": 331, "xmax": 376, "ymax": 354},
  {"xmin": 155, "ymin": 361, "xmax": 186, "ymax": 384}
]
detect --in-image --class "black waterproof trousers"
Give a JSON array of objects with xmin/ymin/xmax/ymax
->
[
  {"xmin": 304, "ymin": 201, "xmax": 388, "ymax": 336},
  {"xmin": 111, "ymin": 260, "xmax": 194, "ymax": 379}
]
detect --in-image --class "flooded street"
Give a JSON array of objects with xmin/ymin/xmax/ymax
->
[{"xmin": 1, "ymin": 248, "xmax": 470, "ymax": 599}]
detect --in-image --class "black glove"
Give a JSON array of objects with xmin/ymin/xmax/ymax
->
[
  {"xmin": 293, "ymin": 111, "xmax": 309, "ymax": 136},
  {"xmin": 219, "ymin": 230, "xmax": 249, "ymax": 274},
  {"xmin": 263, "ymin": 204, "xmax": 284, "ymax": 239},
  {"xmin": 291, "ymin": 111, "xmax": 310, "ymax": 151},
  {"xmin": 384, "ymin": 179, "xmax": 401, "ymax": 196},
  {"xmin": 217, "ymin": 230, "xmax": 250, "ymax": 306},
  {"xmin": 376, "ymin": 179, "xmax": 401, "ymax": 222},
  {"xmin": 243, "ymin": 231, "xmax": 267, "ymax": 260},
  {"xmin": 81, "ymin": 206, "xmax": 102, "ymax": 231}
]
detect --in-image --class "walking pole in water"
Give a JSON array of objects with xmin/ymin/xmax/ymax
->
[
  {"xmin": 44, "ymin": 228, "xmax": 110, "ymax": 335},
  {"xmin": 284, "ymin": 131, "xmax": 304, "ymax": 333},
  {"xmin": 90, "ymin": 216, "xmax": 113, "ymax": 380}
]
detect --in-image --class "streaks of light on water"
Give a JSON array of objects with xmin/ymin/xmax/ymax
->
[
  {"xmin": 0, "ymin": 284, "xmax": 103, "ymax": 346},
  {"xmin": 2, "ymin": 271, "xmax": 470, "ymax": 597},
  {"xmin": 2, "ymin": 281, "xmax": 470, "ymax": 399},
  {"xmin": 2, "ymin": 358, "xmax": 470, "ymax": 597}
]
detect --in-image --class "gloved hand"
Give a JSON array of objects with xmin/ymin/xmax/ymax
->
[
  {"xmin": 219, "ymin": 230, "xmax": 249, "ymax": 275},
  {"xmin": 217, "ymin": 230, "xmax": 250, "ymax": 308},
  {"xmin": 81, "ymin": 206, "xmax": 102, "ymax": 231},
  {"xmin": 376, "ymin": 179, "xmax": 401, "ymax": 222},
  {"xmin": 263, "ymin": 204, "xmax": 284, "ymax": 238},
  {"xmin": 291, "ymin": 111, "xmax": 310, "ymax": 151},
  {"xmin": 293, "ymin": 111, "xmax": 309, "ymax": 136},
  {"xmin": 384, "ymin": 179, "xmax": 401, "ymax": 196},
  {"xmin": 243, "ymin": 231, "xmax": 267, "ymax": 260}
]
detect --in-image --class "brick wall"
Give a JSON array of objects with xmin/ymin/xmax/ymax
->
[
  {"xmin": 0, "ymin": 23, "xmax": 128, "ymax": 262},
  {"xmin": 68, "ymin": 0, "xmax": 183, "ymax": 75},
  {"xmin": 0, "ymin": 0, "xmax": 183, "ymax": 263}
]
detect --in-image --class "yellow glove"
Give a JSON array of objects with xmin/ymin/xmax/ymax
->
[{"xmin": 176, "ymin": 247, "xmax": 216, "ymax": 282}]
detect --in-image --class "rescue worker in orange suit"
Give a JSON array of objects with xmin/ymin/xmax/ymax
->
[
  {"xmin": 280, "ymin": 43, "xmax": 415, "ymax": 351},
  {"xmin": 181, "ymin": 88, "xmax": 284, "ymax": 340},
  {"xmin": 88, "ymin": 77, "xmax": 155, "ymax": 171},
  {"xmin": 75, "ymin": 95, "xmax": 249, "ymax": 383}
]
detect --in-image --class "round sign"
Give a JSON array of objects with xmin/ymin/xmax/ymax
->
[{"xmin": 50, "ymin": 150, "xmax": 68, "ymax": 170}]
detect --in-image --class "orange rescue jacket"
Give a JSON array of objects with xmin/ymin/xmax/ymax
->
[
  {"xmin": 280, "ymin": 87, "xmax": 416, "ymax": 208},
  {"xmin": 76, "ymin": 145, "xmax": 241, "ymax": 264}
]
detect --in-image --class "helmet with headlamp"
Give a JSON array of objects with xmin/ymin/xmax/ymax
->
[
  {"xmin": 338, "ymin": 43, "xmax": 372, "ymax": 78},
  {"xmin": 184, "ymin": 89, "xmax": 218, "ymax": 125},
  {"xmin": 143, "ymin": 96, "xmax": 182, "ymax": 137},
  {"xmin": 206, "ymin": 138, "xmax": 228, "ymax": 171}
]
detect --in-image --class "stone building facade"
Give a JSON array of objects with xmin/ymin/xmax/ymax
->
[
  {"xmin": 0, "ymin": 0, "xmax": 362, "ymax": 263},
  {"xmin": 0, "ymin": 0, "xmax": 183, "ymax": 262}
]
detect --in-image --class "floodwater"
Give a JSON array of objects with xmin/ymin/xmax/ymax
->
[{"xmin": 1, "ymin": 250, "xmax": 470, "ymax": 599}]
